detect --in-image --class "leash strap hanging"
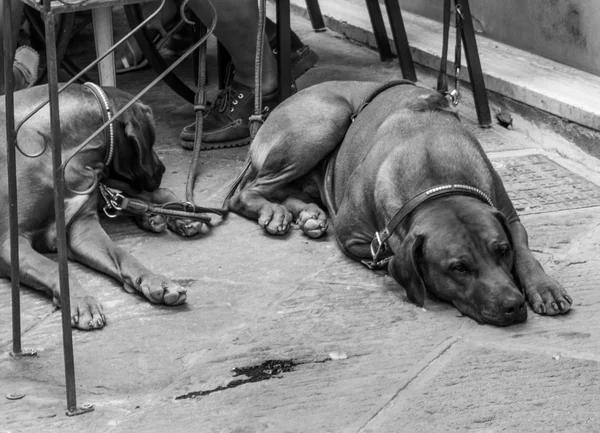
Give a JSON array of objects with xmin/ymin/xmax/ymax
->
[
  {"xmin": 184, "ymin": 0, "xmax": 228, "ymax": 218},
  {"xmin": 187, "ymin": 19, "xmax": 208, "ymax": 205},
  {"xmin": 249, "ymin": 0, "xmax": 268, "ymax": 138},
  {"xmin": 452, "ymin": 4, "xmax": 463, "ymax": 105},
  {"xmin": 436, "ymin": 0, "xmax": 451, "ymax": 93},
  {"xmin": 436, "ymin": 0, "xmax": 462, "ymax": 106}
]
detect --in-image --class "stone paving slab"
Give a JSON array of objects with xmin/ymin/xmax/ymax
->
[{"xmin": 361, "ymin": 343, "xmax": 600, "ymax": 433}]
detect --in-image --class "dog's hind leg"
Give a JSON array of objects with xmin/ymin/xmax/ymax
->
[
  {"xmin": 0, "ymin": 237, "xmax": 106, "ymax": 330},
  {"xmin": 229, "ymin": 82, "xmax": 379, "ymax": 235}
]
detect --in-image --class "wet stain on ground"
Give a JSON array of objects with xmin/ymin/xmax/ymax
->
[
  {"xmin": 175, "ymin": 359, "xmax": 298, "ymax": 400},
  {"xmin": 175, "ymin": 358, "xmax": 334, "ymax": 400}
]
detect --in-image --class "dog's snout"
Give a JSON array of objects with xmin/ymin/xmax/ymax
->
[{"xmin": 502, "ymin": 297, "xmax": 527, "ymax": 319}]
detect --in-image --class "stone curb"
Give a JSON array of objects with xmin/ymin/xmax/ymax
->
[{"xmin": 289, "ymin": 0, "xmax": 600, "ymax": 134}]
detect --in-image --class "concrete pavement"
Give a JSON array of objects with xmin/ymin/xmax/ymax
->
[{"xmin": 1, "ymin": 8, "xmax": 600, "ymax": 433}]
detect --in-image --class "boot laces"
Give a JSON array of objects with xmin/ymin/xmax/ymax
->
[{"xmin": 214, "ymin": 86, "xmax": 243, "ymax": 113}]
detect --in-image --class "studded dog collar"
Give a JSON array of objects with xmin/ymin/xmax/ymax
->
[
  {"xmin": 83, "ymin": 82, "xmax": 114, "ymax": 168},
  {"xmin": 364, "ymin": 184, "xmax": 495, "ymax": 269}
]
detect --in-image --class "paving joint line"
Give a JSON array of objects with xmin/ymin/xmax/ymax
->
[
  {"xmin": 465, "ymin": 338, "xmax": 600, "ymax": 363},
  {"xmin": 348, "ymin": 335, "xmax": 462, "ymax": 433}
]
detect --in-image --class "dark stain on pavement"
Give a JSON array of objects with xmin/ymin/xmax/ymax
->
[
  {"xmin": 175, "ymin": 359, "xmax": 299, "ymax": 400},
  {"xmin": 175, "ymin": 358, "xmax": 334, "ymax": 400}
]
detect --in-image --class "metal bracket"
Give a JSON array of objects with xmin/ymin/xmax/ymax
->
[
  {"xmin": 66, "ymin": 403, "xmax": 95, "ymax": 417},
  {"xmin": 9, "ymin": 348, "xmax": 38, "ymax": 358}
]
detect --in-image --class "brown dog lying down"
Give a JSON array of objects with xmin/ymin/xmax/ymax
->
[
  {"xmin": 0, "ymin": 84, "xmax": 207, "ymax": 330},
  {"xmin": 228, "ymin": 80, "xmax": 572, "ymax": 326}
]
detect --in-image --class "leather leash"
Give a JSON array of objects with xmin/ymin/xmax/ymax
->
[
  {"xmin": 222, "ymin": 0, "xmax": 272, "ymax": 207},
  {"xmin": 436, "ymin": 0, "xmax": 463, "ymax": 105},
  {"xmin": 86, "ymin": 80, "xmax": 217, "ymax": 223},
  {"xmin": 99, "ymin": 184, "xmax": 212, "ymax": 223},
  {"xmin": 84, "ymin": 81, "xmax": 219, "ymax": 223},
  {"xmin": 248, "ymin": 0, "xmax": 268, "ymax": 139},
  {"xmin": 184, "ymin": 0, "xmax": 228, "ymax": 219}
]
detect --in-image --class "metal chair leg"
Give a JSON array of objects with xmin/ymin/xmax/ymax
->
[
  {"xmin": 277, "ymin": 0, "xmax": 293, "ymax": 101},
  {"xmin": 364, "ymin": 0, "xmax": 393, "ymax": 61},
  {"xmin": 124, "ymin": 3, "xmax": 196, "ymax": 103},
  {"xmin": 43, "ymin": 9, "xmax": 93, "ymax": 417},
  {"xmin": 455, "ymin": 0, "xmax": 491, "ymax": 127},
  {"xmin": 305, "ymin": 0, "xmax": 326, "ymax": 32},
  {"xmin": 382, "ymin": 0, "xmax": 417, "ymax": 81}
]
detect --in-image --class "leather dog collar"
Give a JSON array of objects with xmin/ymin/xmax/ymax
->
[
  {"xmin": 365, "ymin": 184, "xmax": 494, "ymax": 269},
  {"xmin": 83, "ymin": 82, "xmax": 114, "ymax": 168}
]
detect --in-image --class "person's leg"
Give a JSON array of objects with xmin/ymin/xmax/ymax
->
[
  {"xmin": 179, "ymin": 0, "xmax": 281, "ymax": 149},
  {"xmin": 186, "ymin": 0, "xmax": 277, "ymax": 94},
  {"xmin": 0, "ymin": 0, "xmax": 25, "ymax": 94}
]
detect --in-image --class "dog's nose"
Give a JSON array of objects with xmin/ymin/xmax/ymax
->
[{"xmin": 502, "ymin": 297, "xmax": 527, "ymax": 319}]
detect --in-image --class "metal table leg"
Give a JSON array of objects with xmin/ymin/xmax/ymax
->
[
  {"xmin": 383, "ymin": 0, "xmax": 417, "ymax": 81},
  {"xmin": 365, "ymin": 0, "xmax": 393, "ymax": 61},
  {"xmin": 305, "ymin": 0, "xmax": 326, "ymax": 32},
  {"xmin": 92, "ymin": 8, "xmax": 116, "ymax": 86},
  {"xmin": 277, "ymin": 0, "xmax": 293, "ymax": 101},
  {"xmin": 124, "ymin": 3, "xmax": 196, "ymax": 103},
  {"xmin": 455, "ymin": 0, "xmax": 491, "ymax": 127}
]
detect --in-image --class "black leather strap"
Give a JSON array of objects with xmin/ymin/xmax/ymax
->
[{"xmin": 366, "ymin": 184, "xmax": 494, "ymax": 269}]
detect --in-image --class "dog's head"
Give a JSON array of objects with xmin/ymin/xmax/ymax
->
[
  {"xmin": 387, "ymin": 197, "xmax": 527, "ymax": 326},
  {"xmin": 103, "ymin": 87, "xmax": 165, "ymax": 192}
]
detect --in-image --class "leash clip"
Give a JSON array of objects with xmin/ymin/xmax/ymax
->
[
  {"xmin": 449, "ymin": 88, "xmax": 460, "ymax": 105},
  {"xmin": 99, "ymin": 184, "xmax": 125, "ymax": 217},
  {"xmin": 103, "ymin": 204, "xmax": 118, "ymax": 218}
]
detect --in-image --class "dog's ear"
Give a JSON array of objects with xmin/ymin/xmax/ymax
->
[
  {"xmin": 112, "ymin": 101, "xmax": 163, "ymax": 191},
  {"xmin": 388, "ymin": 233, "xmax": 427, "ymax": 306},
  {"xmin": 492, "ymin": 210, "xmax": 514, "ymax": 248},
  {"xmin": 123, "ymin": 102, "xmax": 156, "ymax": 179},
  {"xmin": 491, "ymin": 209, "xmax": 519, "ymax": 284}
]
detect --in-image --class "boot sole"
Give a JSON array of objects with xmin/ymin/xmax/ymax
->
[{"xmin": 180, "ymin": 135, "xmax": 252, "ymax": 151}]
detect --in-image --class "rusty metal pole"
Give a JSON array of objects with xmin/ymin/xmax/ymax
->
[
  {"xmin": 43, "ymin": 5, "xmax": 93, "ymax": 416},
  {"xmin": 4, "ymin": 0, "xmax": 37, "ymax": 360}
]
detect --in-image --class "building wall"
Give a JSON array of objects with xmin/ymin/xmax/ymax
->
[{"xmin": 395, "ymin": 0, "xmax": 600, "ymax": 76}]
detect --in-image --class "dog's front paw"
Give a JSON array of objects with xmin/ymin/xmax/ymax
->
[
  {"xmin": 258, "ymin": 204, "xmax": 292, "ymax": 235},
  {"xmin": 128, "ymin": 274, "xmax": 187, "ymax": 306},
  {"xmin": 297, "ymin": 205, "xmax": 328, "ymax": 238},
  {"xmin": 167, "ymin": 217, "xmax": 209, "ymax": 237},
  {"xmin": 135, "ymin": 213, "xmax": 168, "ymax": 233},
  {"xmin": 525, "ymin": 275, "xmax": 572, "ymax": 316},
  {"xmin": 62, "ymin": 294, "xmax": 106, "ymax": 331}
]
